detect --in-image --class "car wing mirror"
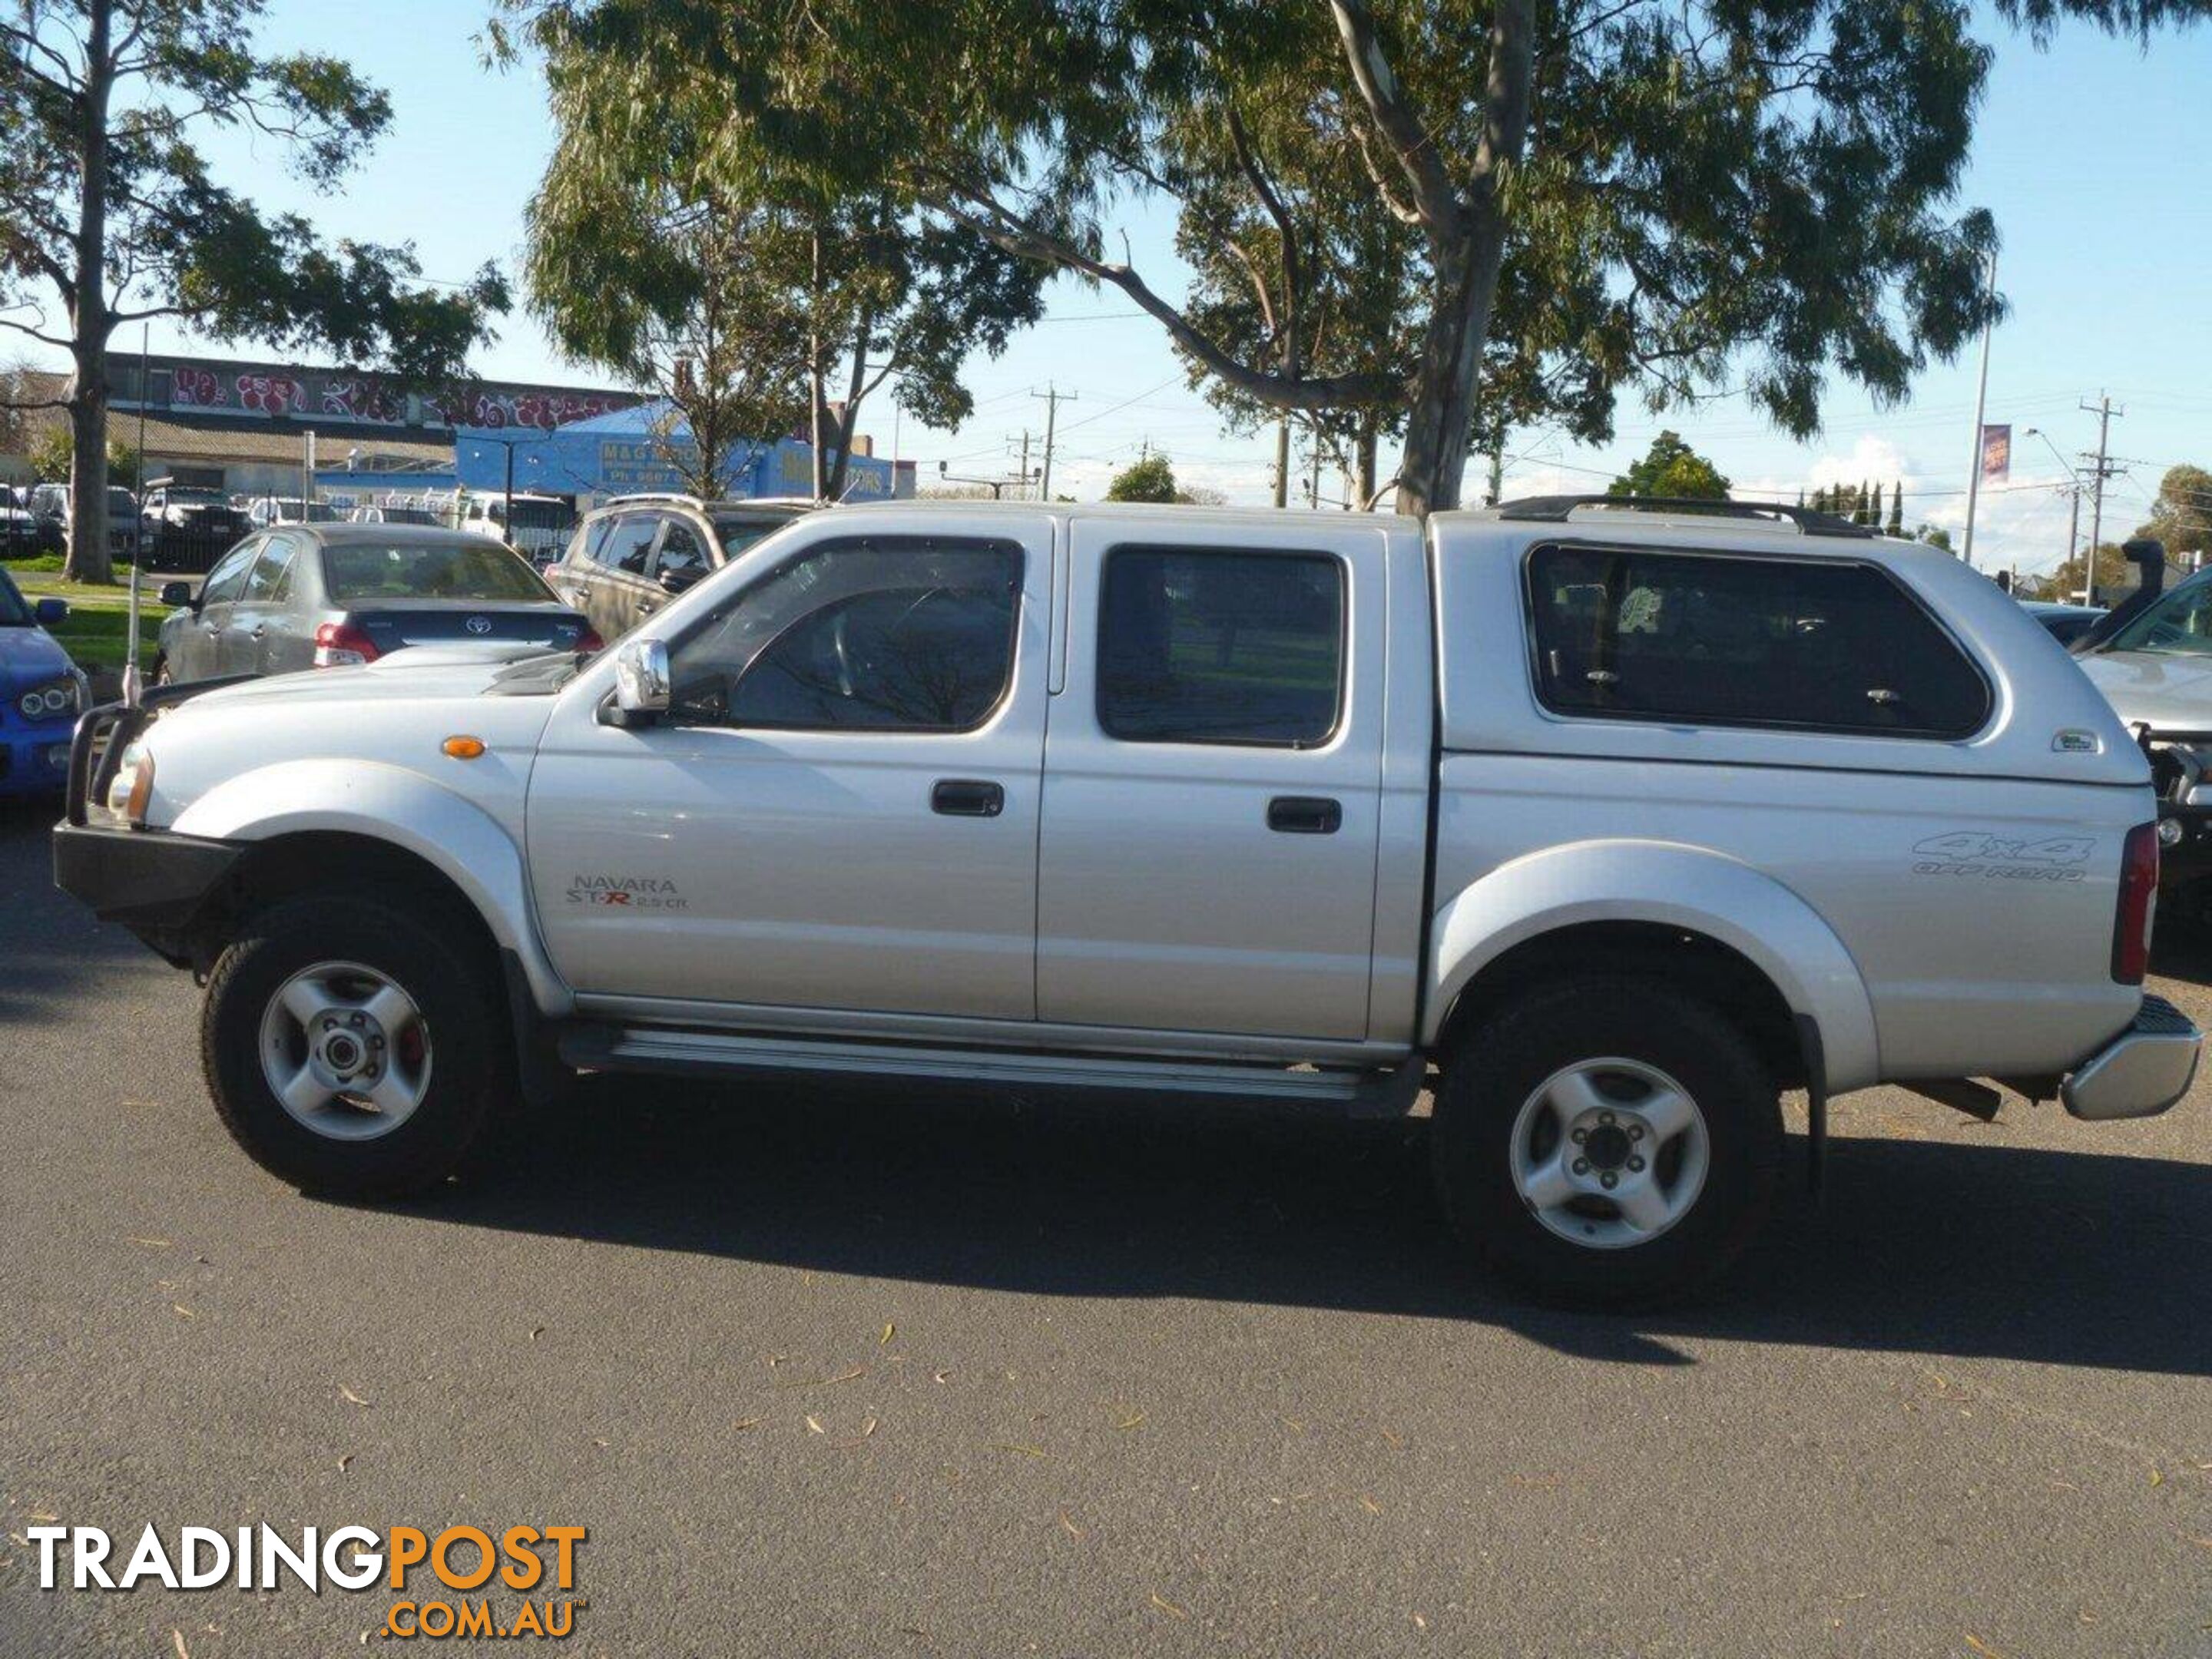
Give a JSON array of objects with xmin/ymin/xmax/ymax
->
[
  {"xmin": 159, "ymin": 581, "xmax": 194, "ymax": 608},
  {"xmin": 34, "ymin": 597, "xmax": 68, "ymax": 624},
  {"xmin": 602, "ymin": 637, "xmax": 671, "ymax": 727},
  {"xmin": 657, "ymin": 567, "xmax": 703, "ymax": 594}
]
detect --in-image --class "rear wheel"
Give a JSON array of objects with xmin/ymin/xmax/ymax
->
[
  {"xmin": 1432, "ymin": 978, "xmax": 1782, "ymax": 1306},
  {"xmin": 201, "ymin": 893, "xmax": 513, "ymax": 1199}
]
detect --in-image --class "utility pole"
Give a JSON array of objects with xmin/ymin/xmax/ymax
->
[
  {"xmin": 1309, "ymin": 422, "xmax": 1322, "ymax": 511},
  {"xmin": 1273, "ymin": 414, "xmax": 1290, "ymax": 509},
  {"xmin": 1958, "ymin": 249, "xmax": 1997, "ymax": 569},
  {"xmin": 2081, "ymin": 393, "xmax": 2124, "ymax": 581},
  {"xmin": 1012, "ymin": 430, "xmax": 1031, "ymax": 499},
  {"xmin": 1485, "ymin": 439, "xmax": 1505, "ymax": 508},
  {"xmin": 1032, "ymin": 383, "xmax": 1074, "ymax": 502}
]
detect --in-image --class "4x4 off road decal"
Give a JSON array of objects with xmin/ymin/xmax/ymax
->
[
  {"xmin": 565, "ymin": 875, "xmax": 688, "ymax": 910},
  {"xmin": 1912, "ymin": 832, "xmax": 2094, "ymax": 882}
]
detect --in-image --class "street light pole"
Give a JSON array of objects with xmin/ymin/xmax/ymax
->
[
  {"xmin": 1959, "ymin": 248, "xmax": 1997, "ymax": 571},
  {"xmin": 2023, "ymin": 426, "xmax": 2081, "ymax": 588}
]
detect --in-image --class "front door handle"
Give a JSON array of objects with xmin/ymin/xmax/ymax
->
[
  {"xmin": 932, "ymin": 778, "xmax": 1005, "ymax": 818},
  {"xmin": 250, "ymin": 624, "xmax": 267, "ymax": 640},
  {"xmin": 1267, "ymin": 796, "xmax": 1342, "ymax": 835}
]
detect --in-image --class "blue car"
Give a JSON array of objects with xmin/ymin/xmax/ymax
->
[{"xmin": 0, "ymin": 568, "xmax": 89, "ymax": 799}]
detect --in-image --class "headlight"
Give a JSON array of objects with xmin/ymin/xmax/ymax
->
[
  {"xmin": 16, "ymin": 677, "xmax": 84, "ymax": 721},
  {"xmin": 104, "ymin": 742, "xmax": 154, "ymax": 826}
]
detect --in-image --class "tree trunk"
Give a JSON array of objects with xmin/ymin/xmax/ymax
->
[
  {"xmin": 1354, "ymin": 426, "xmax": 1378, "ymax": 509},
  {"xmin": 62, "ymin": 0, "xmax": 116, "ymax": 584}
]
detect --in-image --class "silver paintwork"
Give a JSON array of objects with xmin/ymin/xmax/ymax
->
[
  {"xmin": 2061, "ymin": 1013, "xmax": 2201, "ymax": 1121},
  {"xmin": 1509, "ymin": 1058, "xmax": 1710, "ymax": 1249},
  {"xmin": 117, "ymin": 498, "xmax": 2192, "ymax": 1123},
  {"xmin": 611, "ymin": 637, "xmax": 670, "ymax": 715},
  {"xmin": 257, "ymin": 960, "xmax": 432, "ymax": 1140}
]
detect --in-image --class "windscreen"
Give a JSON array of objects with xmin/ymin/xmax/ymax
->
[
  {"xmin": 0, "ymin": 571, "xmax": 30, "ymax": 626},
  {"xmin": 320, "ymin": 540, "xmax": 554, "ymax": 603},
  {"xmin": 501, "ymin": 500, "xmax": 575, "ymax": 531},
  {"xmin": 2101, "ymin": 580, "xmax": 2212, "ymax": 656}
]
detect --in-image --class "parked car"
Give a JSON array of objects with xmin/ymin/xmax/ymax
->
[
  {"xmin": 140, "ymin": 480, "xmax": 250, "ymax": 572},
  {"xmin": 151, "ymin": 525, "xmax": 601, "ymax": 685},
  {"xmin": 54, "ymin": 496, "xmax": 2197, "ymax": 1305},
  {"xmin": 0, "ymin": 567, "xmax": 88, "ymax": 798},
  {"xmin": 349, "ymin": 504, "xmax": 442, "ymax": 526},
  {"xmin": 2022, "ymin": 599, "xmax": 2106, "ymax": 648},
  {"xmin": 246, "ymin": 496, "xmax": 345, "ymax": 528},
  {"xmin": 2072, "ymin": 562, "xmax": 2212, "ymax": 910},
  {"xmin": 449, "ymin": 492, "xmax": 578, "ymax": 565},
  {"xmin": 548, "ymin": 493, "xmax": 813, "ymax": 645},
  {"xmin": 25, "ymin": 482, "xmax": 140, "ymax": 563},
  {"xmin": 1, "ymin": 495, "xmax": 62, "ymax": 558}
]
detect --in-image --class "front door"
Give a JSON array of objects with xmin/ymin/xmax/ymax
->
[
  {"xmin": 528, "ymin": 515, "xmax": 1054, "ymax": 1021},
  {"xmin": 1036, "ymin": 523, "xmax": 1392, "ymax": 1041},
  {"xmin": 181, "ymin": 538, "xmax": 260, "ymax": 680},
  {"xmin": 221, "ymin": 532, "xmax": 299, "ymax": 674}
]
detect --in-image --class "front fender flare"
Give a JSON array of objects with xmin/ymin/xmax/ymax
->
[
  {"xmin": 1426, "ymin": 839, "xmax": 1880, "ymax": 1093},
  {"xmin": 169, "ymin": 759, "xmax": 571, "ymax": 1016}
]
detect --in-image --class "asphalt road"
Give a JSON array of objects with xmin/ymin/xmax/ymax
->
[{"xmin": 2, "ymin": 798, "xmax": 2207, "ymax": 1657}]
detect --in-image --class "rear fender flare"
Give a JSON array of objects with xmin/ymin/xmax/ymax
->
[
  {"xmin": 1426, "ymin": 839, "xmax": 1880, "ymax": 1093},
  {"xmin": 168, "ymin": 758, "xmax": 571, "ymax": 1015}
]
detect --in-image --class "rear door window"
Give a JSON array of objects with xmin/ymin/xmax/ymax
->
[
  {"xmin": 600, "ymin": 515, "xmax": 661, "ymax": 578},
  {"xmin": 1096, "ymin": 547, "xmax": 1345, "ymax": 747},
  {"xmin": 1526, "ymin": 545, "xmax": 1990, "ymax": 738},
  {"xmin": 242, "ymin": 535, "xmax": 298, "ymax": 603},
  {"xmin": 652, "ymin": 519, "xmax": 712, "ymax": 584}
]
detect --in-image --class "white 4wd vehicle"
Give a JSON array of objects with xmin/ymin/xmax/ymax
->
[{"xmin": 53, "ymin": 497, "xmax": 2199, "ymax": 1303}]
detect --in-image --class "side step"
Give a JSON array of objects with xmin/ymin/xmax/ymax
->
[{"xmin": 558, "ymin": 1025, "xmax": 1425, "ymax": 1118}]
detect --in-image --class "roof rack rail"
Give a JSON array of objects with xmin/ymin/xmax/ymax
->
[{"xmin": 1493, "ymin": 494, "xmax": 1878, "ymax": 539}]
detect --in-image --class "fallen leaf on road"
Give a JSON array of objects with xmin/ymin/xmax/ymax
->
[
  {"xmin": 1058, "ymin": 1511, "xmax": 1084, "ymax": 1539},
  {"xmin": 1114, "ymin": 1411, "xmax": 1145, "ymax": 1432},
  {"xmin": 1359, "ymin": 1495, "xmax": 1382, "ymax": 1515},
  {"xmin": 780, "ymin": 1366, "xmax": 867, "ymax": 1389},
  {"xmin": 171, "ymin": 1305, "xmax": 194, "ymax": 1319},
  {"xmin": 806, "ymin": 1416, "xmax": 826, "ymax": 1436},
  {"xmin": 1380, "ymin": 1428, "xmax": 1404, "ymax": 1448},
  {"xmin": 1412, "ymin": 1613, "xmax": 1428, "ymax": 1630},
  {"xmin": 1965, "ymin": 1636, "xmax": 2007, "ymax": 1659},
  {"xmin": 338, "ymin": 1386, "xmax": 371, "ymax": 1408},
  {"xmin": 29, "ymin": 1512, "xmax": 58, "ymax": 1524},
  {"xmin": 528, "ymin": 1327, "xmax": 545, "ymax": 1343},
  {"xmin": 881, "ymin": 1323, "xmax": 896, "ymax": 1345},
  {"xmin": 826, "ymin": 1418, "xmax": 879, "ymax": 1449},
  {"xmin": 127, "ymin": 1237, "xmax": 171, "ymax": 1248},
  {"xmin": 1149, "ymin": 1593, "xmax": 1187, "ymax": 1621},
  {"xmin": 171, "ymin": 1631, "xmax": 190, "ymax": 1659},
  {"xmin": 932, "ymin": 1369, "xmax": 952, "ymax": 1384},
  {"xmin": 2150, "ymin": 1468, "xmax": 2164, "ymax": 1488},
  {"xmin": 732, "ymin": 1418, "xmax": 762, "ymax": 1432},
  {"xmin": 336, "ymin": 1455, "xmax": 353, "ymax": 1474}
]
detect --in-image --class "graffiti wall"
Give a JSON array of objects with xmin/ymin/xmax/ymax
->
[{"xmin": 139, "ymin": 357, "xmax": 635, "ymax": 434}]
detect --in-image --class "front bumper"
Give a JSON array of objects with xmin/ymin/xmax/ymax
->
[
  {"xmin": 0, "ymin": 726, "xmax": 75, "ymax": 796},
  {"xmin": 52, "ymin": 820, "xmax": 243, "ymax": 953},
  {"xmin": 2061, "ymin": 994, "xmax": 2201, "ymax": 1121}
]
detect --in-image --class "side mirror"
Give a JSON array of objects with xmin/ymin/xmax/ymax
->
[
  {"xmin": 34, "ymin": 598, "xmax": 68, "ymax": 624},
  {"xmin": 602, "ymin": 637, "xmax": 671, "ymax": 727},
  {"xmin": 657, "ymin": 567, "xmax": 702, "ymax": 595},
  {"xmin": 160, "ymin": 581, "xmax": 194, "ymax": 608}
]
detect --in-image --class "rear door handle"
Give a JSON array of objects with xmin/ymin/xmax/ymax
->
[
  {"xmin": 1267, "ymin": 796, "xmax": 1342, "ymax": 834},
  {"xmin": 932, "ymin": 778, "xmax": 1005, "ymax": 818}
]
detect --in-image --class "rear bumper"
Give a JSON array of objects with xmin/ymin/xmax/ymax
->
[{"xmin": 2061, "ymin": 995, "xmax": 2201, "ymax": 1121}]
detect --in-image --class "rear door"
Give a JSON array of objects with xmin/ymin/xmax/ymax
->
[
  {"xmin": 1037, "ymin": 522, "xmax": 1391, "ymax": 1040},
  {"xmin": 180, "ymin": 538, "xmax": 260, "ymax": 680},
  {"xmin": 222, "ymin": 532, "xmax": 300, "ymax": 674},
  {"xmin": 590, "ymin": 514, "xmax": 664, "ymax": 643}
]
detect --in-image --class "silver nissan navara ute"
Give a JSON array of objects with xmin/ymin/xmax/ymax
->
[{"xmin": 53, "ymin": 495, "xmax": 2200, "ymax": 1304}]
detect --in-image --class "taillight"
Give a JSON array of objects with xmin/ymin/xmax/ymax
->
[
  {"xmin": 2113, "ymin": 820, "xmax": 2159, "ymax": 984},
  {"xmin": 313, "ymin": 620, "xmax": 380, "ymax": 667},
  {"xmin": 576, "ymin": 628, "xmax": 604, "ymax": 654}
]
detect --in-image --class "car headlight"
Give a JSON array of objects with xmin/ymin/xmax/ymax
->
[
  {"xmin": 16, "ymin": 676, "xmax": 85, "ymax": 721},
  {"xmin": 104, "ymin": 741, "xmax": 155, "ymax": 826}
]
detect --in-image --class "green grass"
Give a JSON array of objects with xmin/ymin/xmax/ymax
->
[{"xmin": 5, "ymin": 565, "xmax": 163, "ymax": 674}]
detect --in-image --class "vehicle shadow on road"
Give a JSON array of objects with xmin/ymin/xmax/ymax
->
[{"xmin": 413, "ymin": 1073, "xmax": 2212, "ymax": 1377}]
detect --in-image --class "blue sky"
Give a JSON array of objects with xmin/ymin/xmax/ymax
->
[{"xmin": 48, "ymin": 1, "xmax": 2212, "ymax": 575}]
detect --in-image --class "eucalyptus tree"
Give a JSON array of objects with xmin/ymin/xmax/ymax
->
[
  {"xmin": 519, "ymin": 31, "xmax": 1048, "ymax": 501},
  {"xmin": 0, "ymin": 0, "xmax": 506, "ymax": 581},
  {"xmin": 507, "ymin": 0, "xmax": 2206, "ymax": 518}
]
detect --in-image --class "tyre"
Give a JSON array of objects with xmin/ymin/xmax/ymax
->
[
  {"xmin": 1431, "ymin": 977, "xmax": 1782, "ymax": 1307},
  {"xmin": 200, "ymin": 892, "xmax": 514, "ymax": 1200}
]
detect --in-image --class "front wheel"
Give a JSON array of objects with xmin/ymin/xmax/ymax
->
[
  {"xmin": 1432, "ymin": 978, "xmax": 1782, "ymax": 1306},
  {"xmin": 201, "ymin": 893, "xmax": 514, "ymax": 1199}
]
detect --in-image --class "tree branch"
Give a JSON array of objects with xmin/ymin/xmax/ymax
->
[
  {"xmin": 923, "ymin": 182, "xmax": 1398, "ymax": 411},
  {"xmin": 1328, "ymin": 0, "xmax": 1461, "ymax": 233}
]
